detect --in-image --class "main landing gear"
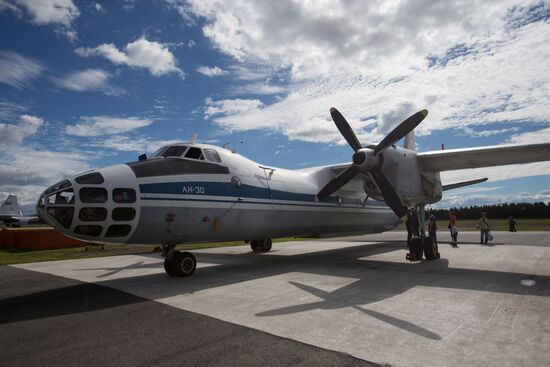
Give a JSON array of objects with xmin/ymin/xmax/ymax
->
[
  {"xmin": 250, "ymin": 239, "xmax": 272, "ymax": 252},
  {"xmin": 407, "ymin": 237, "xmax": 440, "ymax": 261},
  {"xmin": 162, "ymin": 245, "xmax": 197, "ymax": 277}
]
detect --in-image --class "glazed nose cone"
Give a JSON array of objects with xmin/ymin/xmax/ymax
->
[{"xmin": 37, "ymin": 164, "xmax": 140, "ymax": 243}]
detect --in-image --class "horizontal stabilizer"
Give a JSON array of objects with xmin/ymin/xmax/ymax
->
[{"xmin": 442, "ymin": 178, "xmax": 488, "ymax": 191}]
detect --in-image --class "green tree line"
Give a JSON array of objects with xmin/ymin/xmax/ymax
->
[{"xmin": 428, "ymin": 202, "xmax": 550, "ymax": 219}]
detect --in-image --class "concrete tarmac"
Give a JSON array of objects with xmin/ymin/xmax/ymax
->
[{"xmin": 3, "ymin": 231, "xmax": 550, "ymax": 366}]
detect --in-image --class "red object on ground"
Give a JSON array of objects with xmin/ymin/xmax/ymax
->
[{"xmin": 0, "ymin": 227, "xmax": 89, "ymax": 250}]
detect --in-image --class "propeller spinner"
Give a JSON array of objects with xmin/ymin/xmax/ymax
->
[{"xmin": 316, "ymin": 108, "xmax": 428, "ymax": 218}]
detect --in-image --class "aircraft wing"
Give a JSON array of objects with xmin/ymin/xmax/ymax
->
[{"xmin": 417, "ymin": 143, "xmax": 550, "ymax": 172}]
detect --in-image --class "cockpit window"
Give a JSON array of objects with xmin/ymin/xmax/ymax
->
[
  {"xmin": 204, "ymin": 149, "xmax": 222, "ymax": 163},
  {"xmin": 160, "ymin": 145, "xmax": 188, "ymax": 157},
  {"xmin": 75, "ymin": 172, "xmax": 104, "ymax": 184},
  {"xmin": 151, "ymin": 145, "xmax": 169, "ymax": 157},
  {"xmin": 185, "ymin": 147, "xmax": 203, "ymax": 160}
]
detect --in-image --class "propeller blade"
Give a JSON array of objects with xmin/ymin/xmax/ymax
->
[
  {"xmin": 316, "ymin": 165, "xmax": 359, "ymax": 201},
  {"xmin": 330, "ymin": 107, "xmax": 362, "ymax": 151},
  {"xmin": 369, "ymin": 169, "xmax": 408, "ymax": 217},
  {"xmin": 373, "ymin": 109, "xmax": 428, "ymax": 155}
]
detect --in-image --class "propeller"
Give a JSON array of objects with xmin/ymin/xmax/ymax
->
[{"xmin": 316, "ymin": 108, "xmax": 428, "ymax": 217}]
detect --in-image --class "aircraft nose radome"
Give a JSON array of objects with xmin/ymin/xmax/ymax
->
[{"xmin": 38, "ymin": 164, "xmax": 140, "ymax": 244}]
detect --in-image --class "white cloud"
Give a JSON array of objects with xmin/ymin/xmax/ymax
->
[
  {"xmin": 441, "ymin": 162, "xmax": 550, "ymax": 187},
  {"xmin": 187, "ymin": 40, "xmax": 196, "ymax": 48},
  {"xmin": 230, "ymin": 82, "xmax": 286, "ymax": 95},
  {"xmin": 0, "ymin": 114, "xmax": 43, "ymax": 146},
  {"xmin": 65, "ymin": 116, "xmax": 154, "ymax": 137},
  {"xmin": 84, "ymin": 136, "xmax": 181, "ymax": 154},
  {"xmin": 0, "ymin": 148, "xmax": 92, "ymax": 212},
  {"xmin": 52, "ymin": 69, "xmax": 123, "ymax": 95},
  {"xmin": 508, "ymin": 127, "xmax": 550, "ymax": 145},
  {"xmin": 1, "ymin": 0, "xmax": 80, "ymax": 40},
  {"xmin": 94, "ymin": 3, "xmax": 104, "ymax": 12},
  {"xmin": 173, "ymin": 1, "xmax": 550, "ymax": 149},
  {"xmin": 197, "ymin": 65, "xmax": 228, "ymax": 77},
  {"xmin": 0, "ymin": 99, "xmax": 28, "ymax": 120},
  {"xmin": 75, "ymin": 37, "xmax": 184, "ymax": 77},
  {"xmin": 204, "ymin": 98, "xmax": 264, "ymax": 120},
  {"xmin": 0, "ymin": 51, "xmax": 44, "ymax": 89}
]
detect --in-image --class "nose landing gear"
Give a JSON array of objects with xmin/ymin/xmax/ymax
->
[{"xmin": 162, "ymin": 245, "xmax": 196, "ymax": 277}]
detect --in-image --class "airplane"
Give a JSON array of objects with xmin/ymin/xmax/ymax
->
[
  {"xmin": 36, "ymin": 107, "xmax": 550, "ymax": 277},
  {"xmin": 0, "ymin": 195, "xmax": 42, "ymax": 227}
]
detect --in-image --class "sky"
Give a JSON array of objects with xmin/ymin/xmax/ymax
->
[{"xmin": 0, "ymin": 0, "xmax": 549, "ymax": 214}]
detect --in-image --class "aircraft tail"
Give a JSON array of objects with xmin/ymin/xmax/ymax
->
[
  {"xmin": 404, "ymin": 131, "xmax": 415, "ymax": 151},
  {"xmin": 0, "ymin": 195, "xmax": 23, "ymax": 216}
]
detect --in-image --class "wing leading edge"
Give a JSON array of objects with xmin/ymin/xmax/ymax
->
[{"xmin": 417, "ymin": 143, "xmax": 550, "ymax": 172}]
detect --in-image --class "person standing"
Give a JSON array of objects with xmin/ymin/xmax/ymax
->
[
  {"xmin": 428, "ymin": 211, "xmax": 438, "ymax": 246},
  {"xmin": 478, "ymin": 212, "xmax": 491, "ymax": 244},
  {"xmin": 406, "ymin": 207, "xmax": 420, "ymax": 248},
  {"xmin": 508, "ymin": 217, "xmax": 517, "ymax": 232},
  {"xmin": 448, "ymin": 211, "xmax": 458, "ymax": 247}
]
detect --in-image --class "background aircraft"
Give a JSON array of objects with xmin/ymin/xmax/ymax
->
[
  {"xmin": 36, "ymin": 108, "xmax": 550, "ymax": 277},
  {"xmin": 0, "ymin": 195, "xmax": 41, "ymax": 227}
]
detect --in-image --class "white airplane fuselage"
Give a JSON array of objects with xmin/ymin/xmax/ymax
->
[{"xmin": 37, "ymin": 143, "xmax": 401, "ymax": 245}]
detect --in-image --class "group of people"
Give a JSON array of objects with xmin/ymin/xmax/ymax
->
[
  {"xmin": 406, "ymin": 209, "xmax": 518, "ymax": 248},
  {"xmin": 405, "ymin": 207, "xmax": 440, "ymax": 246}
]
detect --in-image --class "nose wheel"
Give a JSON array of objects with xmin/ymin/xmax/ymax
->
[{"xmin": 163, "ymin": 246, "xmax": 196, "ymax": 277}]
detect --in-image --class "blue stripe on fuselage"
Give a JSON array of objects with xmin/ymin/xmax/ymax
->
[{"xmin": 139, "ymin": 181, "xmax": 387, "ymax": 207}]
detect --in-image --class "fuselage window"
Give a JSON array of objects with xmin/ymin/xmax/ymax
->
[
  {"xmin": 161, "ymin": 146, "xmax": 188, "ymax": 157},
  {"xmin": 46, "ymin": 207, "xmax": 74, "ymax": 229},
  {"xmin": 46, "ymin": 188, "xmax": 74, "ymax": 205},
  {"xmin": 185, "ymin": 147, "xmax": 203, "ymax": 160},
  {"xmin": 74, "ymin": 225, "xmax": 103, "ymax": 237},
  {"xmin": 113, "ymin": 188, "xmax": 136, "ymax": 203},
  {"xmin": 45, "ymin": 180, "xmax": 71, "ymax": 195},
  {"xmin": 79, "ymin": 188, "xmax": 107, "ymax": 203},
  {"xmin": 79, "ymin": 207, "xmax": 107, "ymax": 221},
  {"xmin": 112, "ymin": 207, "xmax": 136, "ymax": 221},
  {"xmin": 204, "ymin": 149, "xmax": 222, "ymax": 163},
  {"xmin": 106, "ymin": 224, "xmax": 131, "ymax": 237}
]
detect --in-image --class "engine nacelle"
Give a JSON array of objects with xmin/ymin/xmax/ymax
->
[{"xmin": 366, "ymin": 145, "xmax": 442, "ymax": 206}]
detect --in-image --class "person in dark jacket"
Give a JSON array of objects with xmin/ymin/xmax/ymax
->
[
  {"xmin": 406, "ymin": 207, "xmax": 420, "ymax": 248},
  {"xmin": 508, "ymin": 217, "xmax": 517, "ymax": 232},
  {"xmin": 428, "ymin": 212, "xmax": 438, "ymax": 246}
]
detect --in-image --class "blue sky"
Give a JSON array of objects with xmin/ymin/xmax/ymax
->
[{"xmin": 1, "ymin": 0, "xmax": 549, "ymax": 213}]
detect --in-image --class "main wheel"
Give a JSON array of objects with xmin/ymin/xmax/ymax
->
[
  {"xmin": 164, "ymin": 251, "xmax": 196, "ymax": 277},
  {"xmin": 261, "ymin": 239, "xmax": 272, "ymax": 252},
  {"xmin": 423, "ymin": 237, "xmax": 440, "ymax": 260},
  {"xmin": 251, "ymin": 239, "xmax": 272, "ymax": 252},
  {"xmin": 251, "ymin": 240, "xmax": 263, "ymax": 252}
]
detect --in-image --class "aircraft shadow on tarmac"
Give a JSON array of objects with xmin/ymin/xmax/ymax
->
[
  {"xmin": 82, "ymin": 241, "xmax": 548, "ymax": 339},
  {"xmin": 77, "ymin": 261, "xmax": 148, "ymax": 277},
  {"xmin": 0, "ymin": 279, "xmax": 147, "ymax": 324},
  {"xmin": 3, "ymin": 241, "xmax": 548, "ymax": 340}
]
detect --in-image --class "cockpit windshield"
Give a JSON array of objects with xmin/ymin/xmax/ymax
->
[
  {"xmin": 151, "ymin": 146, "xmax": 169, "ymax": 157},
  {"xmin": 150, "ymin": 145, "xmax": 223, "ymax": 163},
  {"xmin": 152, "ymin": 145, "xmax": 188, "ymax": 158}
]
